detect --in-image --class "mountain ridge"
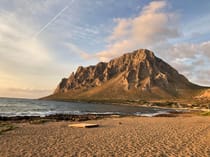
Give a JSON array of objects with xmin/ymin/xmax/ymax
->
[{"xmin": 44, "ymin": 49, "xmax": 207, "ymax": 102}]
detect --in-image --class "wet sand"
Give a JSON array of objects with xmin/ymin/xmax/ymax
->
[{"xmin": 1, "ymin": 116, "xmax": 210, "ymax": 157}]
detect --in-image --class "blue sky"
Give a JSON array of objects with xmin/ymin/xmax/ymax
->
[{"xmin": 0, "ymin": 0, "xmax": 210, "ymax": 98}]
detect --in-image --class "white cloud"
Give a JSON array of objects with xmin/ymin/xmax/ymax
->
[
  {"xmin": 97, "ymin": 1, "xmax": 180, "ymax": 61},
  {"xmin": 158, "ymin": 41, "xmax": 210, "ymax": 61},
  {"xmin": 0, "ymin": 11, "xmax": 73, "ymax": 97},
  {"xmin": 65, "ymin": 42, "xmax": 91, "ymax": 60},
  {"xmin": 160, "ymin": 43, "xmax": 199, "ymax": 59},
  {"xmin": 0, "ymin": 11, "xmax": 51, "ymax": 65},
  {"xmin": 156, "ymin": 41, "xmax": 210, "ymax": 86},
  {"xmin": 108, "ymin": 18, "xmax": 131, "ymax": 41},
  {"xmin": 200, "ymin": 41, "xmax": 210, "ymax": 58},
  {"xmin": 96, "ymin": 40, "xmax": 133, "ymax": 61}
]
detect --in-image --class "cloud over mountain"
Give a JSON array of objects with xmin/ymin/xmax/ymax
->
[{"xmin": 96, "ymin": 1, "xmax": 180, "ymax": 61}]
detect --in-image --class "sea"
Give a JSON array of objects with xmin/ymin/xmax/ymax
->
[{"xmin": 0, "ymin": 97, "xmax": 175, "ymax": 117}]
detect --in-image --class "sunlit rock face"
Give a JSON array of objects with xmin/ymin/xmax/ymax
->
[{"xmin": 55, "ymin": 49, "xmax": 193, "ymax": 94}]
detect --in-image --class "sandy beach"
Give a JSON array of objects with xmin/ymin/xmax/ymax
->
[{"xmin": 1, "ymin": 116, "xmax": 210, "ymax": 157}]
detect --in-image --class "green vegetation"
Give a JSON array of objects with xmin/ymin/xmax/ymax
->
[
  {"xmin": 201, "ymin": 111, "xmax": 210, "ymax": 116},
  {"xmin": 29, "ymin": 119, "xmax": 53, "ymax": 124},
  {"xmin": 0, "ymin": 122, "xmax": 15, "ymax": 135}
]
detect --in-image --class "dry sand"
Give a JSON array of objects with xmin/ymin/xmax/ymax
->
[{"xmin": 1, "ymin": 116, "xmax": 210, "ymax": 157}]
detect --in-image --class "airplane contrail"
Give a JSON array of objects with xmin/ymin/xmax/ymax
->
[{"xmin": 34, "ymin": 0, "xmax": 74, "ymax": 38}]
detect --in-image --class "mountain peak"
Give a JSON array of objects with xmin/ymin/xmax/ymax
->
[
  {"xmin": 128, "ymin": 49, "xmax": 155, "ymax": 58},
  {"xmin": 118, "ymin": 49, "xmax": 155, "ymax": 62}
]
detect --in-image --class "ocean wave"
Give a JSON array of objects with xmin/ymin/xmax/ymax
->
[
  {"xmin": 0, "ymin": 111, "xmax": 83, "ymax": 117},
  {"xmin": 134, "ymin": 111, "xmax": 170, "ymax": 117},
  {"xmin": 0, "ymin": 98, "xmax": 175, "ymax": 117},
  {"xmin": 0, "ymin": 111, "xmax": 125, "ymax": 117}
]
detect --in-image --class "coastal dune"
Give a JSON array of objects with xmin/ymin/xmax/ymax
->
[{"xmin": 1, "ymin": 116, "xmax": 210, "ymax": 156}]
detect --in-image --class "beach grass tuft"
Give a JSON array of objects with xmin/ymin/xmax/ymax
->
[{"xmin": 0, "ymin": 122, "xmax": 15, "ymax": 135}]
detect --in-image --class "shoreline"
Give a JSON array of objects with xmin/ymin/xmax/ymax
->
[
  {"xmin": 41, "ymin": 97, "xmax": 210, "ymax": 109},
  {"xmin": 0, "ymin": 109, "xmax": 198, "ymax": 123}
]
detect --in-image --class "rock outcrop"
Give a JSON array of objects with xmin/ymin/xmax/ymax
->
[
  {"xmin": 195, "ymin": 89, "xmax": 210, "ymax": 100},
  {"xmin": 47, "ymin": 49, "xmax": 203, "ymax": 101}
]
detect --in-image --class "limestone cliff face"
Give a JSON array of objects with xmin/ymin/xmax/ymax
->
[{"xmin": 53, "ymin": 49, "xmax": 196, "ymax": 98}]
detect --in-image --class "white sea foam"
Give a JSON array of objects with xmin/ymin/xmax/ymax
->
[
  {"xmin": 134, "ymin": 111, "xmax": 170, "ymax": 117},
  {"xmin": 0, "ymin": 111, "xmax": 83, "ymax": 117},
  {"xmin": 82, "ymin": 112, "xmax": 122, "ymax": 115}
]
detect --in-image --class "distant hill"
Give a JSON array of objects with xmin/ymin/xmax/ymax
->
[{"xmin": 43, "ymin": 49, "xmax": 208, "ymax": 102}]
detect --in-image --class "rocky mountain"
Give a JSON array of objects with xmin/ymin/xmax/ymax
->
[{"xmin": 44, "ymin": 49, "xmax": 205, "ymax": 101}]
